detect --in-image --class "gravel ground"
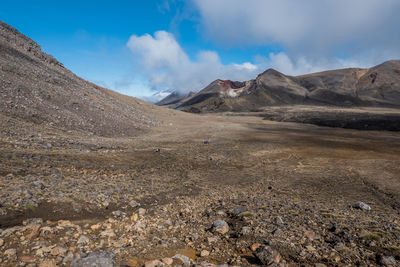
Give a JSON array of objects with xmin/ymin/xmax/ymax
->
[{"xmin": 1, "ymin": 113, "xmax": 399, "ymax": 266}]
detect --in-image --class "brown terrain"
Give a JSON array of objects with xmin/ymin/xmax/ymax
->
[{"xmin": 0, "ymin": 21, "xmax": 400, "ymax": 267}]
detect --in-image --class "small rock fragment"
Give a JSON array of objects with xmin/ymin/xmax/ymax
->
[
  {"xmin": 211, "ymin": 220, "xmax": 229, "ymax": 234},
  {"xmin": 138, "ymin": 208, "xmax": 146, "ymax": 216},
  {"xmin": 129, "ymin": 200, "xmax": 140, "ymax": 208},
  {"xmin": 39, "ymin": 259, "xmax": 57, "ymax": 267},
  {"xmin": 201, "ymin": 250, "xmax": 210, "ymax": 257},
  {"xmin": 51, "ymin": 246, "xmax": 67, "ymax": 256},
  {"xmin": 353, "ymin": 202, "xmax": 371, "ymax": 211},
  {"xmin": 27, "ymin": 225, "xmax": 41, "ymax": 239},
  {"xmin": 172, "ymin": 254, "xmax": 190, "ymax": 267},
  {"xmin": 254, "ymin": 245, "xmax": 281, "ymax": 265},
  {"xmin": 111, "ymin": 210, "xmax": 125, "ymax": 218},
  {"xmin": 4, "ymin": 248, "xmax": 17, "ymax": 258},
  {"xmin": 162, "ymin": 257, "xmax": 173, "ymax": 265},
  {"xmin": 240, "ymin": 226, "xmax": 252, "ymax": 235},
  {"xmin": 232, "ymin": 206, "xmax": 247, "ymax": 216},
  {"xmin": 144, "ymin": 259, "xmax": 164, "ymax": 267},
  {"xmin": 216, "ymin": 210, "xmax": 227, "ymax": 216},
  {"xmin": 304, "ymin": 231, "xmax": 316, "ymax": 240},
  {"xmin": 23, "ymin": 218, "xmax": 43, "ymax": 226},
  {"xmin": 207, "ymin": 236, "xmax": 219, "ymax": 243},
  {"xmin": 77, "ymin": 235, "xmax": 89, "ymax": 245},
  {"xmin": 100, "ymin": 229, "xmax": 116, "ymax": 238},
  {"xmin": 197, "ymin": 261, "xmax": 216, "ymax": 267},
  {"xmin": 239, "ymin": 211, "xmax": 254, "ymax": 217},
  {"xmin": 63, "ymin": 251, "xmax": 75, "ymax": 264},
  {"xmin": 275, "ymin": 216, "xmax": 284, "ymax": 226},
  {"xmin": 379, "ymin": 255, "xmax": 397, "ymax": 266},
  {"xmin": 19, "ymin": 255, "xmax": 35, "ymax": 263},
  {"xmin": 90, "ymin": 224, "xmax": 101, "ymax": 230},
  {"xmin": 131, "ymin": 214, "xmax": 139, "ymax": 222},
  {"xmin": 250, "ymin": 243, "xmax": 262, "ymax": 252},
  {"xmin": 58, "ymin": 220, "xmax": 74, "ymax": 228},
  {"xmin": 306, "ymin": 245, "xmax": 316, "ymax": 252}
]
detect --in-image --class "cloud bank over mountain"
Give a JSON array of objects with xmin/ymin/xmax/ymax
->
[
  {"xmin": 127, "ymin": 31, "xmax": 260, "ymax": 94},
  {"xmin": 126, "ymin": 0, "xmax": 400, "ymax": 95}
]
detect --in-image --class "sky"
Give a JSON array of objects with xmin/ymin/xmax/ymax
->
[{"xmin": 1, "ymin": 0, "xmax": 400, "ymax": 102}]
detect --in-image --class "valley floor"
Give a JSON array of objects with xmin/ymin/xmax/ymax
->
[{"xmin": 0, "ymin": 109, "xmax": 400, "ymax": 266}]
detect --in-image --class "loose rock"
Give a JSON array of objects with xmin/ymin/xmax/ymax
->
[
  {"xmin": 379, "ymin": 255, "xmax": 397, "ymax": 266},
  {"xmin": 4, "ymin": 248, "xmax": 17, "ymax": 258},
  {"xmin": 250, "ymin": 243, "xmax": 262, "ymax": 252},
  {"xmin": 144, "ymin": 259, "xmax": 164, "ymax": 267},
  {"xmin": 353, "ymin": 202, "xmax": 371, "ymax": 211},
  {"xmin": 232, "ymin": 206, "xmax": 247, "ymax": 216},
  {"xmin": 201, "ymin": 250, "xmax": 210, "ymax": 257},
  {"xmin": 77, "ymin": 235, "xmax": 89, "ymax": 245},
  {"xmin": 211, "ymin": 220, "xmax": 229, "ymax": 235},
  {"xmin": 172, "ymin": 254, "xmax": 191, "ymax": 267},
  {"xmin": 139, "ymin": 208, "xmax": 146, "ymax": 216},
  {"xmin": 254, "ymin": 245, "xmax": 281, "ymax": 265},
  {"xmin": 71, "ymin": 251, "xmax": 117, "ymax": 267},
  {"xmin": 162, "ymin": 257, "xmax": 173, "ymax": 265}
]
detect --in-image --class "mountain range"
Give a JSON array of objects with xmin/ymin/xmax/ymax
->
[{"xmin": 157, "ymin": 60, "xmax": 400, "ymax": 112}]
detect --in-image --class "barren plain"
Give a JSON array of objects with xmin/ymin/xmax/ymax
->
[{"xmin": 1, "ymin": 108, "xmax": 400, "ymax": 266}]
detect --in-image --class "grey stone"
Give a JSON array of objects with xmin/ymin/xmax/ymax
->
[
  {"xmin": 33, "ymin": 180, "xmax": 45, "ymax": 189},
  {"xmin": 254, "ymin": 245, "xmax": 281, "ymax": 265},
  {"xmin": 77, "ymin": 235, "xmax": 89, "ymax": 245},
  {"xmin": 240, "ymin": 226, "xmax": 252, "ymax": 235},
  {"xmin": 138, "ymin": 208, "xmax": 146, "ymax": 216},
  {"xmin": 23, "ymin": 218, "xmax": 43, "ymax": 226},
  {"xmin": 172, "ymin": 254, "xmax": 190, "ymax": 267},
  {"xmin": 232, "ymin": 206, "xmax": 247, "ymax": 216},
  {"xmin": 4, "ymin": 248, "xmax": 17, "ymax": 258},
  {"xmin": 353, "ymin": 202, "xmax": 371, "ymax": 211},
  {"xmin": 212, "ymin": 220, "xmax": 229, "ymax": 234},
  {"xmin": 198, "ymin": 261, "xmax": 216, "ymax": 267},
  {"xmin": 71, "ymin": 251, "xmax": 117, "ymax": 267},
  {"xmin": 201, "ymin": 250, "xmax": 210, "ymax": 257},
  {"xmin": 111, "ymin": 210, "xmax": 125, "ymax": 218},
  {"xmin": 275, "ymin": 216, "xmax": 284, "ymax": 226},
  {"xmin": 216, "ymin": 210, "xmax": 227, "ymax": 216},
  {"xmin": 380, "ymin": 255, "xmax": 397, "ymax": 266}
]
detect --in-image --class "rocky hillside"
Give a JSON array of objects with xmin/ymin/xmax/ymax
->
[
  {"xmin": 0, "ymin": 20, "xmax": 161, "ymax": 137},
  {"xmin": 158, "ymin": 61, "xmax": 400, "ymax": 113}
]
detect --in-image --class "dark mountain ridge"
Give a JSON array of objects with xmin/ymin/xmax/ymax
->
[{"xmin": 157, "ymin": 60, "xmax": 400, "ymax": 112}]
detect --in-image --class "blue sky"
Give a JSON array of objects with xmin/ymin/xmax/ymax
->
[{"xmin": 2, "ymin": 0, "xmax": 400, "ymax": 101}]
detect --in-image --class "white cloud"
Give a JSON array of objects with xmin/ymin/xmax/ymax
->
[
  {"xmin": 127, "ymin": 31, "xmax": 260, "ymax": 94},
  {"xmin": 126, "ymin": 31, "xmax": 381, "ymax": 97},
  {"xmin": 232, "ymin": 62, "xmax": 258, "ymax": 71},
  {"xmin": 127, "ymin": 31, "xmax": 189, "ymax": 70},
  {"xmin": 141, "ymin": 91, "xmax": 172, "ymax": 103},
  {"xmin": 193, "ymin": 0, "xmax": 400, "ymax": 64},
  {"xmin": 257, "ymin": 52, "xmax": 365, "ymax": 76}
]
